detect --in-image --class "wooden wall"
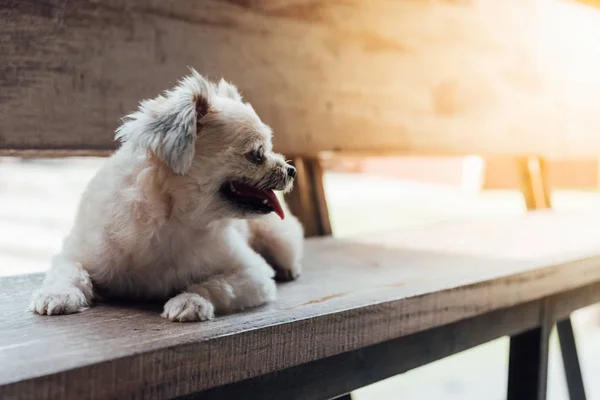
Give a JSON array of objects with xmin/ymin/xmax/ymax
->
[{"xmin": 2, "ymin": 0, "xmax": 600, "ymax": 157}]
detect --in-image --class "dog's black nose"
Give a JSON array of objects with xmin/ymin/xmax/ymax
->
[{"xmin": 286, "ymin": 165, "xmax": 297, "ymax": 178}]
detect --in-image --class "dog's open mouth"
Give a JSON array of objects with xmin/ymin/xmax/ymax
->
[{"xmin": 221, "ymin": 181, "xmax": 285, "ymax": 220}]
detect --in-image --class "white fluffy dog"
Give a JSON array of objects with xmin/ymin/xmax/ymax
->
[{"xmin": 29, "ymin": 70, "xmax": 304, "ymax": 322}]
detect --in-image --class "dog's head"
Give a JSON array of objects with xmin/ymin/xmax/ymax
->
[{"xmin": 115, "ymin": 69, "xmax": 296, "ymax": 220}]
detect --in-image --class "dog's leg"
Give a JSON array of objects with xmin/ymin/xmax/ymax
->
[
  {"xmin": 29, "ymin": 254, "xmax": 94, "ymax": 315},
  {"xmin": 162, "ymin": 238, "xmax": 276, "ymax": 322},
  {"xmin": 248, "ymin": 212, "xmax": 304, "ymax": 282},
  {"xmin": 161, "ymin": 269, "xmax": 276, "ymax": 322}
]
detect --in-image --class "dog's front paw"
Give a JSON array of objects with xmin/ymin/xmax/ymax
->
[
  {"xmin": 237, "ymin": 276, "xmax": 277, "ymax": 310},
  {"xmin": 29, "ymin": 286, "xmax": 90, "ymax": 315},
  {"xmin": 161, "ymin": 293, "xmax": 215, "ymax": 322},
  {"xmin": 274, "ymin": 262, "xmax": 302, "ymax": 282},
  {"xmin": 258, "ymin": 276, "xmax": 277, "ymax": 302}
]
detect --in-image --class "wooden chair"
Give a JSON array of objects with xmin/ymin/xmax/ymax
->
[{"xmin": 2, "ymin": 1, "xmax": 600, "ymax": 399}]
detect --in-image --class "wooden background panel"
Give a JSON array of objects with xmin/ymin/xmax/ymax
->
[{"xmin": 2, "ymin": 0, "xmax": 600, "ymax": 157}]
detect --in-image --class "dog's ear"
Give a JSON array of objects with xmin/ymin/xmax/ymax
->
[
  {"xmin": 115, "ymin": 70, "xmax": 212, "ymax": 174},
  {"xmin": 216, "ymin": 78, "xmax": 242, "ymax": 101}
]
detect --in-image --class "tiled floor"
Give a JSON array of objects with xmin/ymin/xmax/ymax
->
[{"xmin": 2, "ymin": 157, "xmax": 599, "ymax": 399}]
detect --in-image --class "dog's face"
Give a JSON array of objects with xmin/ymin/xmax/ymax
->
[
  {"xmin": 192, "ymin": 90, "xmax": 296, "ymax": 220},
  {"xmin": 115, "ymin": 70, "xmax": 295, "ymax": 221}
]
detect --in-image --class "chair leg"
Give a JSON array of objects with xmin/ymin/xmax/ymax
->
[
  {"xmin": 507, "ymin": 323, "xmax": 551, "ymax": 400},
  {"xmin": 285, "ymin": 157, "xmax": 332, "ymax": 238},
  {"xmin": 557, "ymin": 317, "xmax": 587, "ymax": 400}
]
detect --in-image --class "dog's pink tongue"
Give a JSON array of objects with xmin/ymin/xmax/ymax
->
[
  {"xmin": 234, "ymin": 183, "xmax": 285, "ymax": 220},
  {"xmin": 264, "ymin": 190, "xmax": 285, "ymax": 220}
]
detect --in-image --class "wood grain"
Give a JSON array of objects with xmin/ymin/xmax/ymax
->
[
  {"xmin": 183, "ymin": 282, "xmax": 600, "ymax": 400},
  {"xmin": 2, "ymin": 212, "xmax": 600, "ymax": 399},
  {"xmin": 3, "ymin": 0, "xmax": 600, "ymax": 157}
]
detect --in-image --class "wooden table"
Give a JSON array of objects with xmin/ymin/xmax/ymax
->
[{"xmin": 2, "ymin": 212, "xmax": 600, "ymax": 400}]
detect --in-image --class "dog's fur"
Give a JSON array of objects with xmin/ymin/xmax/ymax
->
[{"xmin": 29, "ymin": 70, "xmax": 304, "ymax": 322}]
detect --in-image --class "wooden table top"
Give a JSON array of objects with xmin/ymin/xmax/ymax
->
[{"xmin": 2, "ymin": 211, "xmax": 600, "ymax": 399}]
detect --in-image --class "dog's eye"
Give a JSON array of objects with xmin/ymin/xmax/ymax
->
[{"xmin": 247, "ymin": 146, "xmax": 264, "ymax": 165}]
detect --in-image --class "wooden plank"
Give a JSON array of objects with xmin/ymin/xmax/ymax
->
[
  {"xmin": 0, "ymin": 149, "xmax": 113, "ymax": 158},
  {"xmin": 284, "ymin": 157, "xmax": 332, "ymax": 237},
  {"xmin": 3, "ymin": 212, "xmax": 600, "ymax": 399},
  {"xmin": 181, "ymin": 299, "xmax": 547, "ymax": 400},
  {"xmin": 3, "ymin": 0, "xmax": 600, "ymax": 157},
  {"xmin": 181, "ymin": 282, "xmax": 600, "ymax": 400}
]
